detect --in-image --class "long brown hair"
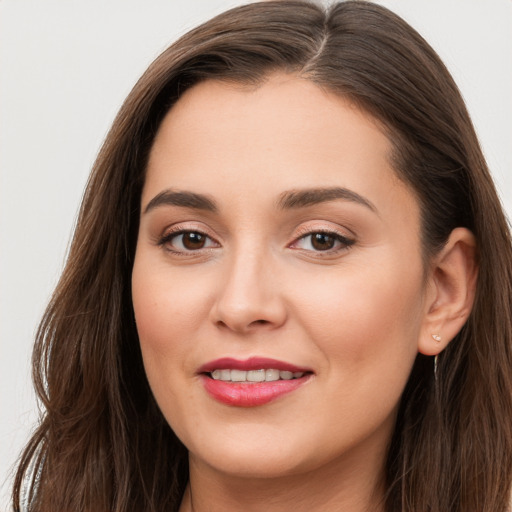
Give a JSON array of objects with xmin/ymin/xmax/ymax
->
[{"xmin": 13, "ymin": 2, "xmax": 512, "ymax": 511}]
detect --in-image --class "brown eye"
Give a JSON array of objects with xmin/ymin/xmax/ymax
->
[
  {"xmin": 311, "ymin": 233, "xmax": 336, "ymax": 251},
  {"xmin": 182, "ymin": 232, "xmax": 206, "ymax": 250},
  {"xmin": 159, "ymin": 230, "xmax": 218, "ymax": 253},
  {"xmin": 292, "ymin": 230, "xmax": 355, "ymax": 253}
]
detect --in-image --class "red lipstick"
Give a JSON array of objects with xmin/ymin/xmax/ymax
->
[
  {"xmin": 198, "ymin": 357, "xmax": 310, "ymax": 374},
  {"xmin": 198, "ymin": 357, "xmax": 313, "ymax": 407}
]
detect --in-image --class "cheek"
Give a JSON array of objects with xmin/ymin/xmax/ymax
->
[
  {"xmin": 286, "ymin": 261, "xmax": 424, "ymax": 451},
  {"xmin": 292, "ymin": 258, "xmax": 424, "ymax": 379},
  {"xmin": 131, "ymin": 259, "xmax": 214, "ymax": 416},
  {"xmin": 131, "ymin": 259, "xmax": 207, "ymax": 428},
  {"xmin": 132, "ymin": 260, "xmax": 209, "ymax": 354}
]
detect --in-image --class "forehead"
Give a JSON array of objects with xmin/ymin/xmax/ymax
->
[
  {"xmin": 151, "ymin": 75, "xmax": 390, "ymax": 162},
  {"xmin": 143, "ymin": 74, "xmax": 417, "ymax": 222}
]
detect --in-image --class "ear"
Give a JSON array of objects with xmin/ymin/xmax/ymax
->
[{"xmin": 418, "ymin": 227, "xmax": 478, "ymax": 356}]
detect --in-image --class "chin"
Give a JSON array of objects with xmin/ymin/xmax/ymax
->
[
  {"xmin": 190, "ymin": 446, "xmax": 314, "ymax": 480},
  {"xmin": 184, "ymin": 421, "xmax": 344, "ymax": 481}
]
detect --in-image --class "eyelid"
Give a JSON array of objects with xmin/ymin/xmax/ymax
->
[
  {"xmin": 293, "ymin": 221, "xmax": 356, "ymax": 241},
  {"xmin": 289, "ymin": 224, "xmax": 356, "ymax": 253},
  {"xmin": 154, "ymin": 221, "xmax": 355, "ymax": 256},
  {"xmin": 157, "ymin": 220, "xmax": 217, "ymax": 239},
  {"xmin": 156, "ymin": 222, "xmax": 221, "ymax": 254},
  {"xmin": 293, "ymin": 223, "xmax": 354, "ymax": 239}
]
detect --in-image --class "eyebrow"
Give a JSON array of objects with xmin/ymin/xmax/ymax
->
[
  {"xmin": 143, "ymin": 189, "xmax": 218, "ymax": 214},
  {"xmin": 143, "ymin": 186, "xmax": 376, "ymax": 215},
  {"xmin": 277, "ymin": 187, "xmax": 377, "ymax": 212}
]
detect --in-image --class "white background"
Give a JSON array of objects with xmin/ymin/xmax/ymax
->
[{"xmin": 1, "ymin": 1, "xmax": 511, "ymax": 510}]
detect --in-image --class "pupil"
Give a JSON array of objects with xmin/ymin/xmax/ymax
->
[
  {"xmin": 312, "ymin": 233, "xmax": 334, "ymax": 251},
  {"xmin": 183, "ymin": 232, "xmax": 205, "ymax": 250}
]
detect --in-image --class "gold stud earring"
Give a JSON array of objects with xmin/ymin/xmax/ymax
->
[{"xmin": 432, "ymin": 334, "xmax": 441, "ymax": 342}]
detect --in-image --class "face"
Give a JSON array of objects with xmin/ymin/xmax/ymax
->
[{"xmin": 132, "ymin": 74, "xmax": 428, "ymax": 481}]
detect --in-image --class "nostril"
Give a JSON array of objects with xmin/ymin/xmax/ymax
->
[{"xmin": 214, "ymin": 318, "xmax": 271, "ymax": 332}]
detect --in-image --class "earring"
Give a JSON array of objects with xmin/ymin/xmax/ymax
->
[{"xmin": 432, "ymin": 334, "xmax": 441, "ymax": 342}]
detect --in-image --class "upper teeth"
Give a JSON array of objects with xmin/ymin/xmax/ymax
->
[{"xmin": 211, "ymin": 369, "xmax": 304, "ymax": 382}]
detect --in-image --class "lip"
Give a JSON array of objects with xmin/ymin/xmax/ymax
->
[
  {"xmin": 197, "ymin": 357, "xmax": 312, "ymax": 374},
  {"xmin": 198, "ymin": 357, "xmax": 313, "ymax": 407}
]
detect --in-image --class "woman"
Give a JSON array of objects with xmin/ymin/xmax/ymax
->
[{"xmin": 12, "ymin": 1, "xmax": 512, "ymax": 511}]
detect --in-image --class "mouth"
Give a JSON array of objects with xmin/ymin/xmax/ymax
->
[
  {"xmin": 198, "ymin": 357, "xmax": 313, "ymax": 407},
  {"xmin": 210, "ymin": 368, "xmax": 306, "ymax": 382}
]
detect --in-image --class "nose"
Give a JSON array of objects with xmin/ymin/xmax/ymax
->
[{"xmin": 210, "ymin": 249, "xmax": 287, "ymax": 334}]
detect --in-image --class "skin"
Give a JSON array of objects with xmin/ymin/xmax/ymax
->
[{"xmin": 131, "ymin": 74, "xmax": 477, "ymax": 512}]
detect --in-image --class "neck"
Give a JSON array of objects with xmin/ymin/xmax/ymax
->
[{"xmin": 179, "ymin": 448, "xmax": 387, "ymax": 512}]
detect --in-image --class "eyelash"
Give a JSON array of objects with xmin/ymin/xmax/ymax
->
[
  {"xmin": 157, "ymin": 227, "xmax": 355, "ymax": 256},
  {"xmin": 290, "ymin": 228, "xmax": 355, "ymax": 255},
  {"xmin": 158, "ymin": 228, "xmax": 218, "ymax": 255}
]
